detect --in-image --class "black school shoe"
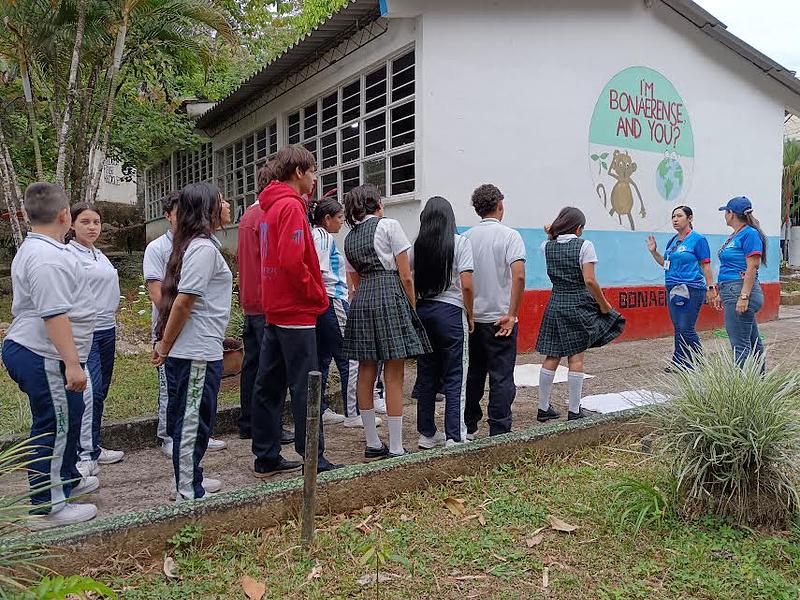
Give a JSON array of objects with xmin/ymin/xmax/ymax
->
[
  {"xmin": 537, "ymin": 407, "xmax": 561, "ymax": 422},
  {"xmin": 281, "ymin": 429, "xmax": 294, "ymax": 445},
  {"xmin": 568, "ymin": 409, "xmax": 589, "ymax": 421},
  {"xmin": 239, "ymin": 430, "xmax": 252, "ymax": 440},
  {"xmin": 317, "ymin": 460, "xmax": 343, "ymax": 473},
  {"xmin": 365, "ymin": 442, "xmax": 390, "ymax": 459},
  {"xmin": 253, "ymin": 457, "xmax": 302, "ymax": 478}
]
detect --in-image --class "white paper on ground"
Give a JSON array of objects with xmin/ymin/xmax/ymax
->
[
  {"xmin": 580, "ymin": 389, "xmax": 667, "ymax": 414},
  {"xmin": 514, "ymin": 364, "xmax": 595, "ymax": 387}
]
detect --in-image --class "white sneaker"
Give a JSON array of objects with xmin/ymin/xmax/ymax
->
[
  {"xmin": 76, "ymin": 460, "xmax": 99, "ymax": 478},
  {"xmin": 343, "ymin": 415, "xmax": 383, "ymax": 428},
  {"xmin": 161, "ymin": 438, "xmax": 173, "ymax": 458},
  {"xmin": 171, "ymin": 477, "xmax": 223, "ymax": 501},
  {"xmin": 207, "ymin": 438, "xmax": 227, "ymax": 452},
  {"xmin": 322, "ymin": 408, "xmax": 345, "ymax": 425},
  {"xmin": 71, "ymin": 475, "xmax": 100, "ymax": 496},
  {"xmin": 445, "ymin": 439, "xmax": 464, "ymax": 447},
  {"xmin": 27, "ymin": 503, "xmax": 97, "ymax": 530},
  {"xmin": 373, "ymin": 392, "xmax": 387, "ymax": 414},
  {"xmin": 418, "ymin": 431, "xmax": 447, "ymax": 449},
  {"xmin": 465, "ymin": 432, "xmax": 477, "ymax": 441},
  {"xmin": 97, "ymin": 447, "xmax": 124, "ymax": 464}
]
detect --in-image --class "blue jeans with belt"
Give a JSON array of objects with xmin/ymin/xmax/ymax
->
[
  {"xmin": 666, "ymin": 285, "xmax": 705, "ymax": 367},
  {"xmin": 719, "ymin": 279, "xmax": 765, "ymax": 369}
]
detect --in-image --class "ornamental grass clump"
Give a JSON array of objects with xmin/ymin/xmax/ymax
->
[{"xmin": 651, "ymin": 347, "xmax": 800, "ymax": 528}]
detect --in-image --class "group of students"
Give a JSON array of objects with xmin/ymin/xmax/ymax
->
[{"xmin": 2, "ymin": 142, "xmax": 766, "ymax": 531}]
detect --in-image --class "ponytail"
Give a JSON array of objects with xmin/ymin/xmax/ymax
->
[
  {"xmin": 343, "ymin": 184, "xmax": 382, "ymax": 228},
  {"xmin": 743, "ymin": 211, "xmax": 768, "ymax": 266},
  {"xmin": 309, "ymin": 197, "xmax": 343, "ymax": 227}
]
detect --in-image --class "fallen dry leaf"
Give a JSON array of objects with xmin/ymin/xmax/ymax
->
[
  {"xmin": 360, "ymin": 506, "xmax": 374, "ymax": 514},
  {"xmin": 451, "ymin": 476, "xmax": 465, "ymax": 483},
  {"xmin": 163, "ymin": 556, "xmax": 177, "ymax": 579},
  {"xmin": 477, "ymin": 514, "xmax": 486, "ymax": 526},
  {"xmin": 400, "ymin": 514, "xmax": 412, "ymax": 522},
  {"xmin": 443, "ymin": 497, "xmax": 467, "ymax": 516},
  {"xmin": 357, "ymin": 572, "xmax": 397, "ymax": 586},
  {"xmin": 241, "ymin": 575, "xmax": 265, "ymax": 600},
  {"xmin": 547, "ymin": 514, "xmax": 578, "ymax": 533},
  {"xmin": 306, "ymin": 563, "xmax": 322, "ymax": 582},
  {"xmin": 542, "ymin": 566, "xmax": 550, "ymax": 589},
  {"xmin": 526, "ymin": 533, "xmax": 545, "ymax": 547}
]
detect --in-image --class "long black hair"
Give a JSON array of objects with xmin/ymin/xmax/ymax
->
[
  {"xmin": 548, "ymin": 207, "xmax": 586, "ymax": 240},
  {"xmin": 64, "ymin": 202, "xmax": 102, "ymax": 244},
  {"xmin": 155, "ymin": 182, "xmax": 222, "ymax": 341},
  {"xmin": 740, "ymin": 210, "xmax": 768, "ymax": 267},
  {"xmin": 343, "ymin": 184, "xmax": 382, "ymax": 228},
  {"xmin": 414, "ymin": 196, "xmax": 457, "ymax": 299}
]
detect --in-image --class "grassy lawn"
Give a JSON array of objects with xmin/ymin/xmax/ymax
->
[{"xmin": 96, "ymin": 442, "xmax": 800, "ymax": 599}]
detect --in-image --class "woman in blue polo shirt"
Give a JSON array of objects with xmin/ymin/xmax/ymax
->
[
  {"xmin": 714, "ymin": 196, "xmax": 767, "ymax": 369},
  {"xmin": 646, "ymin": 206, "xmax": 715, "ymax": 369}
]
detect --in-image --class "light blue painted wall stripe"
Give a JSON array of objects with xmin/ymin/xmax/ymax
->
[{"xmin": 457, "ymin": 227, "xmax": 780, "ymax": 289}]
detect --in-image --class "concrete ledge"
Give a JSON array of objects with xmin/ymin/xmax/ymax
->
[{"xmin": 30, "ymin": 409, "xmax": 651, "ymax": 573}]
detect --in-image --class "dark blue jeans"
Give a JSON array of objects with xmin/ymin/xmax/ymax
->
[
  {"xmin": 316, "ymin": 298, "xmax": 359, "ymax": 417},
  {"xmin": 80, "ymin": 327, "xmax": 116, "ymax": 460},
  {"xmin": 666, "ymin": 285, "xmax": 705, "ymax": 367},
  {"xmin": 720, "ymin": 280, "xmax": 765, "ymax": 369}
]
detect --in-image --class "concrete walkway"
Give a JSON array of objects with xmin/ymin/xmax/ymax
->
[{"xmin": 9, "ymin": 307, "xmax": 800, "ymax": 518}]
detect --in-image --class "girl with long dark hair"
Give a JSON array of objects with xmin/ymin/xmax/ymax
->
[
  {"xmin": 411, "ymin": 196, "xmax": 474, "ymax": 447},
  {"xmin": 311, "ymin": 196, "xmax": 379, "ymax": 428},
  {"xmin": 713, "ymin": 196, "xmax": 768, "ymax": 369},
  {"xmin": 536, "ymin": 207, "xmax": 624, "ymax": 421},
  {"xmin": 151, "ymin": 183, "xmax": 232, "ymax": 501},
  {"xmin": 342, "ymin": 184, "xmax": 431, "ymax": 458},
  {"xmin": 646, "ymin": 206, "xmax": 715, "ymax": 370},
  {"xmin": 65, "ymin": 203, "xmax": 124, "ymax": 478}
]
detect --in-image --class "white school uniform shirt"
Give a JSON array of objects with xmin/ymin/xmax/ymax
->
[
  {"xmin": 143, "ymin": 230, "xmax": 173, "ymax": 337},
  {"xmin": 312, "ymin": 226, "xmax": 348, "ymax": 300},
  {"xmin": 462, "ymin": 219, "xmax": 527, "ymax": 323},
  {"xmin": 5, "ymin": 233, "xmax": 96, "ymax": 361},
  {"xmin": 345, "ymin": 215, "xmax": 411, "ymax": 272},
  {"xmin": 66, "ymin": 241, "xmax": 120, "ymax": 331},
  {"xmin": 539, "ymin": 234, "xmax": 598, "ymax": 265},
  {"xmin": 168, "ymin": 236, "xmax": 232, "ymax": 362},
  {"xmin": 409, "ymin": 234, "xmax": 474, "ymax": 310}
]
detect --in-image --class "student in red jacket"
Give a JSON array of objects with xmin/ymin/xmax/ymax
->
[{"xmin": 250, "ymin": 145, "xmax": 339, "ymax": 475}]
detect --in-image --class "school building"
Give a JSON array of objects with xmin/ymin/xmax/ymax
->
[{"xmin": 142, "ymin": 0, "xmax": 800, "ymax": 351}]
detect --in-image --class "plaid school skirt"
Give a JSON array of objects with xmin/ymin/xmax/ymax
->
[
  {"xmin": 343, "ymin": 270, "xmax": 431, "ymax": 361},
  {"xmin": 535, "ymin": 287, "xmax": 625, "ymax": 357}
]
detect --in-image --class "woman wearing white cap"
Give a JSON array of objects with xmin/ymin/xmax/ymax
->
[{"xmin": 713, "ymin": 196, "xmax": 767, "ymax": 369}]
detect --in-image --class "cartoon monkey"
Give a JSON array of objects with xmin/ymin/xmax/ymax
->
[{"xmin": 595, "ymin": 150, "xmax": 646, "ymax": 231}]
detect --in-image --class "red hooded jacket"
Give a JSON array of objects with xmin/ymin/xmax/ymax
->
[
  {"xmin": 258, "ymin": 181, "xmax": 329, "ymax": 326},
  {"xmin": 237, "ymin": 202, "xmax": 263, "ymax": 315}
]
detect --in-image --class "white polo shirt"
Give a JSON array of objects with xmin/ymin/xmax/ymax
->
[
  {"xmin": 540, "ymin": 234, "xmax": 598, "ymax": 265},
  {"xmin": 143, "ymin": 230, "xmax": 173, "ymax": 336},
  {"xmin": 6, "ymin": 233, "xmax": 96, "ymax": 361},
  {"xmin": 168, "ymin": 236, "xmax": 232, "ymax": 362},
  {"xmin": 346, "ymin": 215, "xmax": 411, "ymax": 272},
  {"xmin": 66, "ymin": 241, "xmax": 120, "ymax": 331},
  {"xmin": 409, "ymin": 234, "xmax": 474, "ymax": 310},
  {"xmin": 462, "ymin": 219, "xmax": 527, "ymax": 323}
]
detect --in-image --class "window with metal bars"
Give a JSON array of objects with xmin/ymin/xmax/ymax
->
[{"xmin": 284, "ymin": 48, "xmax": 415, "ymax": 200}]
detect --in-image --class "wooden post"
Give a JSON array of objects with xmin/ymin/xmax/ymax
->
[{"xmin": 301, "ymin": 370, "xmax": 322, "ymax": 548}]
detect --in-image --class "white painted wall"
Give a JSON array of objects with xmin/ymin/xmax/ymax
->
[
  {"xmin": 97, "ymin": 159, "xmax": 137, "ymax": 205},
  {"xmin": 408, "ymin": 0, "xmax": 786, "ymax": 239}
]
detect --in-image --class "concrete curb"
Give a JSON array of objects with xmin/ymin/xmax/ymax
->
[{"xmin": 28, "ymin": 408, "xmax": 651, "ymax": 573}]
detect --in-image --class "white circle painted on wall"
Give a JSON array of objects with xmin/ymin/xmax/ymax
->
[{"xmin": 588, "ymin": 66, "xmax": 694, "ymax": 232}]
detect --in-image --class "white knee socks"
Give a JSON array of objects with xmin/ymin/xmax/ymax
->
[
  {"xmin": 388, "ymin": 416, "xmax": 404, "ymax": 455},
  {"xmin": 568, "ymin": 372, "xmax": 584, "ymax": 413},
  {"xmin": 361, "ymin": 409, "xmax": 382, "ymax": 449},
  {"xmin": 538, "ymin": 368, "xmax": 555, "ymax": 410}
]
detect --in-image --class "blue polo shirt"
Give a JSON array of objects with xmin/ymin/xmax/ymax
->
[
  {"xmin": 664, "ymin": 231, "xmax": 711, "ymax": 289},
  {"xmin": 718, "ymin": 225, "xmax": 763, "ymax": 282}
]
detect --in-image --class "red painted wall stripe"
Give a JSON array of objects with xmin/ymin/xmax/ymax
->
[{"xmin": 516, "ymin": 282, "xmax": 781, "ymax": 353}]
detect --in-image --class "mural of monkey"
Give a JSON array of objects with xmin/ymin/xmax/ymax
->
[{"xmin": 595, "ymin": 150, "xmax": 646, "ymax": 231}]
